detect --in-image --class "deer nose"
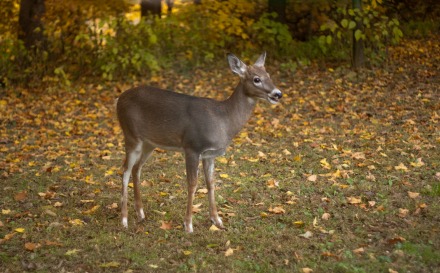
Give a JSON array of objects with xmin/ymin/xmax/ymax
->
[{"xmin": 272, "ymin": 88, "xmax": 282, "ymax": 99}]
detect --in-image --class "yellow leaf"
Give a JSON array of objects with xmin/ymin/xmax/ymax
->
[
  {"xmin": 302, "ymin": 268, "xmax": 313, "ymax": 273},
  {"xmin": 320, "ymin": 158, "xmax": 331, "ymax": 169},
  {"xmin": 69, "ymin": 219, "xmax": 85, "ymax": 226},
  {"xmin": 347, "ymin": 197, "xmax": 362, "ymax": 204},
  {"xmin": 15, "ymin": 228, "xmax": 25, "ymax": 233},
  {"xmin": 268, "ymin": 206, "xmax": 285, "ymax": 214},
  {"xmin": 407, "ymin": 191, "xmax": 420, "ymax": 199},
  {"xmin": 99, "ymin": 261, "xmax": 120, "ymax": 268},
  {"xmin": 293, "ymin": 221, "xmax": 305, "ymax": 228},
  {"xmin": 410, "ymin": 158, "xmax": 425, "ymax": 168},
  {"xmin": 209, "ymin": 225, "xmax": 220, "ymax": 232},
  {"xmin": 182, "ymin": 250, "xmax": 192, "ymax": 256},
  {"xmin": 65, "ymin": 249, "xmax": 81, "ymax": 256},
  {"xmin": 394, "ymin": 163, "xmax": 408, "ymax": 172},
  {"xmin": 293, "ymin": 155, "xmax": 302, "ymax": 162},
  {"xmin": 197, "ymin": 188, "xmax": 208, "ymax": 194},
  {"xmin": 225, "ymin": 247, "xmax": 234, "ymax": 257},
  {"xmin": 217, "ymin": 157, "xmax": 228, "ymax": 164},
  {"xmin": 2, "ymin": 209, "xmax": 11, "ymax": 215},
  {"xmin": 219, "ymin": 173, "xmax": 229, "ymax": 179},
  {"xmin": 82, "ymin": 205, "xmax": 100, "ymax": 215}
]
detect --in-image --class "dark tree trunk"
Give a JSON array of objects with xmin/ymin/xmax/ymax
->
[
  {"xmin": 18, "ymin": 0, "xmax": 46, "ymax": 49},
  {"xmin": 194, "ymin": 0, "xmax": 201, "ymax": 4},
  {"xmin": 352, "ymin": 0, "xmax": 365, "ymax": 70},
  {"xmin": 268, "ymin": 0, "xmax": 286, "ymax": 23},
  {"xmin": 140, "ymin": 0, "xmax": 162, "ymax": 18}
]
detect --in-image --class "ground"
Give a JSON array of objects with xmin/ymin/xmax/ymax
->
[{"xmin": 0, "ymin": 37, "xmax": 439, "ymax": 272}]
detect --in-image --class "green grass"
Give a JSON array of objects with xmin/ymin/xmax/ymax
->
[{"xmin": 1, "ymin": 37, "xmax": 440, "ymax": 272}]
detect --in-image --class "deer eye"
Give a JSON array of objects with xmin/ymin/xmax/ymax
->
[{"xmin": 253, "ymin": 77, "xmax": 261, "ymax": 84}]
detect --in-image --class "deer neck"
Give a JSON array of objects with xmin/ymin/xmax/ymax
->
[{"xmin": 222, "ymin": 82, "xmax": 256, "ymax": 138}]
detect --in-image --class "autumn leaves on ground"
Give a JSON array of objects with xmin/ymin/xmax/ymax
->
[{"xmin": 1, "ymin": 37, "xmax": 439, "ymax": 272}]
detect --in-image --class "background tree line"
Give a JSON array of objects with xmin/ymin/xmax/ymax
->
[{"xmin": 0, "ymin": 0, "xmax": 438, "ymax": 86}]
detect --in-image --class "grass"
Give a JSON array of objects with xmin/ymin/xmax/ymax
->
[{"xmin": 1, "ymin": 37, "xmax": 439, "ymax": 272}]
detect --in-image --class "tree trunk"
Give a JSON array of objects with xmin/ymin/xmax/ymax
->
[
  {"xmin": 140, "ymin": 0, "xmax": 162, "ymax": 18},
  {"xmin": 194, "ymin": 0, "xmax": 201, "ymax": 4},
  {"xmin": 352, "ymin": 0, "xmax": 365, "ymax": 70},
  {"xmin": 165, "ymin": 0, "xmax": 174, "ymax": 15},
  {"xmin": 268, "ymin": 0, "xmax": 286, "ymax": 23},
  {"xmin": 18, "ymin": 0, "xmax": 46, "ymax": 49}
]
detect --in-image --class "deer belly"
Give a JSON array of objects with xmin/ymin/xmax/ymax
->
[{"xmin": 201, "ymin": 148, "xmax": 226, "ymax": 159}]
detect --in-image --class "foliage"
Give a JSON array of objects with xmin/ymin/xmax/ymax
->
[
  {"xmin": 0, "ymin": 0, "xmax": 437, "ymax": 86},
  {"xmin": 252, "ymin": 13, "xmax": 293, "ymax": 57},
  {"xmin": 319, "ymin": 0, "xmax": 403, "ymax": 64}
]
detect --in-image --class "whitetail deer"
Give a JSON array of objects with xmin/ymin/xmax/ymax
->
[{"xmin": 117, "ymin": 52, "xmax": 282, "ymax": 232}]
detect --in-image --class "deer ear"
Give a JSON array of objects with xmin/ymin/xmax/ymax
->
[
  {"xmin": 254, "ymin": 52, "xmax": 266, "ymax": 67},
  {"xmin": 227, "ymin": 53, "xmax": 247, "ymax": 77}
]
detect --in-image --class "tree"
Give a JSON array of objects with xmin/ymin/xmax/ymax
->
[
  {"xmin": 18, "ymin": 0, "xmax": 46, "ymax": 49},
  {"xmin": 352, "ymin": 0, "xmax": 365, "ymax": 70},
  {"xmin": 268, "ymin": 0, "xmax": 286, "ymax": 23},
  {"xmin": 140, "ymin": 0, "xmax": 161, "ymax": 18}
]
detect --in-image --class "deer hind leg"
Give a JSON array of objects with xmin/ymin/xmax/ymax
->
[
  {"xmin": 131, "ymin": 143, "xmax": 154, "ymax": 222},
  {"xmin": 121, "ymin": 141, "xmax": 143, "ymax": 228},
  {"xmin": 203, "ymin": 157, "xmax": 224, "ymax": 229},
  {"xmin": 184, "ymin": 150, "xmax": 200, "ymax": 233}
]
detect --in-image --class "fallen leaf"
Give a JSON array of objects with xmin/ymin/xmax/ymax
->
[
  {"xmin": 192, "ymin": 203, "xmax": 203, "ymax": 213},
  {"xmin": 347, "ymin": 197, "xmax": 362, "ymax": 204},
  {"xmin": 398, "ymin": 208, "xmax": 409, "ymax": 218},
  {"xmin": 266, "ymin": 178, "xmax": 279, "ymax": 188},
  {"xmin": 182, "ymin": 250, "xmax": 192, "ymax": 256},
  {"xmin": 353, "ymin": 247, "xmax": 365, "ymax": 254},
  {"xmin": 24, "ymin": 242, "xmax": 41, "ymax": 251},
  {"xmin": 299, "ymin": 231, "xmax": 313, "ymax": 239},
  {"xmin": 148, "ymin": 264, "xmax": 159, "ymax": 268},
  {"xmin": 293, "ymin": 221, "xmax": 305, "ymax": 228},
  {"xmin": 368, "ymin": 201, "xmax": 376, "ymax": 207},
  {"xmin": 160, "ymin": 221, "xmax": 173, "ymax": 230},
  {"xmin": 225, "ymin": 247, "xmax": 234, "ymax": 257},
  {"xmin": 82, "ymin": 205, "xmax": 100, "ymax": 215},
  {"xmin": 268, "ymin": 206, "xmax": 285, "ymax": 214},
  {"xmin": 99, "ymin": 261, "xmax": 120, "ymax": 268},
  {"xmin": 219, "ymin": 173, "xmax": 229, "ymax": 179},
  {"xmin": 387, "ymin": 236, "xmax": 405, "ymax": 245},
  {"xmin": 69, "ymin": 219, "xmax": 85, "ymax": 226},
  {"xmin": 410, "ymin": 158, "xmax": 424, "ymax": 168},
  {"xmin": 321, "ymin": 213, "xmax": 331, "ymax": 220},
  {"xmin": 2, "ymin": 209, "xmax": 11, "ymax": 215},
  {"xmin": 302, "ymin": 267, "xmax": 313, "ymax": 273},
  {"xmin": 197, "ymin": 188, "xmax": 208, "ymax": 194},
  {"xmin": 307, "ymin": 174, "xmax": 317, "ymax": 182},
  {"xmin": 15, "ymin": 228, "xmax": 25, "ymax": 233},
  {"xmin": 320, "ymin": 158, "xmax": 331, "ymax": 169},
  {"xmin": 394, "ymin": 163, "xmax": 408, "ymax": 172},
  {"xmin": 65, "ymin": 249, "xmax": 81, "ymax": 256},
  {"xmin": 53, "ymin": 202, "xmax": 63, "ymax": 207},
  {"xmin": 351, "ymin": 152, "xmax": 366, "ymax": 160},
  {"xmin": 407, "ymin": 191, "xmax": 420, "ymax": 199},
  {"xmin": 209, "ymin": 225, "xmax": 220, "ymax": 231},
  {"xmin": 14, "ymin": 191, "xmax": 27, "ymax": 202},
  {"xmin": 389, "ymin": 268, "xmax": 399, "ymax": 273},
  {"xmin": 0, "ymin": 232, "xmax": 16, "ymax": 244}
]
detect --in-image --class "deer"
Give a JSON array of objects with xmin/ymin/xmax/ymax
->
[{"xmin": 116, "ymin": 52, "xmax": 282, "ymax": 233}]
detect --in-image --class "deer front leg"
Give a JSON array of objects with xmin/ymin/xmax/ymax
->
[
  {"xmin": 184, "ymin": 151, "xmax": 200, "ymax": 233},
  {"xmin": 203, "ymin": 157, "xmax": 224, "ymax": 229}
]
